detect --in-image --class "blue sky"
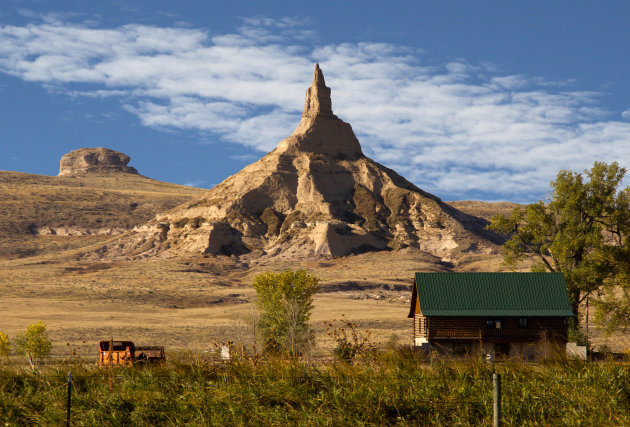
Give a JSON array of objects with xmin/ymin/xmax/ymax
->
[{"xmin": 1, "ymin": 1, "xmax": 629, "ymax": 202}]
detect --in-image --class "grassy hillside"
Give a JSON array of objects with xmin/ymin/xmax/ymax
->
[
  {"xmin": 446, "ymin": 200, "xmax": 520, "ymax": 221},
  {"xmin": 0, "ymin": 171, "xmax": 205, "ymax": 259}
]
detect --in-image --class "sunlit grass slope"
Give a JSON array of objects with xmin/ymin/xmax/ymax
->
[{"xmin": 0, "ymin": 171, "xmax": 205, "ymax": 259}]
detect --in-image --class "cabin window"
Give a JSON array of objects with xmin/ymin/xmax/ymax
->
[
  {"xmin": 518, "ymin": 318, "xmax": 528, "ymax": 328},
  {"xmin": 485, "ymin": 319, "xmax": 502, "ymax": 329},
  {"xmin": 453, "ymin": 342, "xmax": 471, "ymax": 355}
]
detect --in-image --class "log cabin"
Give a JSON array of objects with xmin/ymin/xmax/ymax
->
[{"xmin": 408, "ymin": 272, "xmax": 574, "ymax": 360}]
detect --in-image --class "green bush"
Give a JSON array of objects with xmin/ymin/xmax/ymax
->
[
  {"xmin": 15, "ymin": 321, "xmax": 52, "ymax": 359},
  {"xmin": 0, "ymin": 332, "xmax": 10, "ymax": 360},
  {"xmin": 568, "ymin": 326, "xmax": 589, "ymax": 346},
  {"xmin": 253, "ymin": 269, "xmax": 320, "ymax": 356}
]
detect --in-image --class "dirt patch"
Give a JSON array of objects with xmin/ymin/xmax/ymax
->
[{"xmin": 62, "ymin": 263, "xmax": 114, "ymax": 275}]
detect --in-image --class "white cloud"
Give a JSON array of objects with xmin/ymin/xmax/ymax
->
[
  {"xmin": 0, "ymin": 16, "xmax": 629, "ymax": 201},
  {"xmin": 182, "ymin": 180, "xmax": 209, "ymax": 189},
  {"xmin": 230, "ymin": 154, "xmax": 258, "ymax": 162}
]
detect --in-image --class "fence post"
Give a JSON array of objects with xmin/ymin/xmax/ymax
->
[
  {"xmin": 66, "ymin": 372, "xmax": 72, "ymax": 427},
  {"xmin": 493, "ymin": 373, "xmax": 501, "ymax": 427},
  {"xmin": 108, "ymin": 338, "xmax": 113, "ymax": 391}
]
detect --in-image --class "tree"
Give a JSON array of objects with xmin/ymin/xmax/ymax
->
[
  {"xmin": 593, "ymin": 249, "xmax": 630, "ymax": 334},
  {"xmin": 488, "ymin": 162, "xmax": 630, "ymax": 332},
  {"xmin": 0, "ymin": 332, "xmax": 11, "ymax": 362},
  {"xmin": 253, "ymin": 269, "xmax": 320, "ymax": 356},
  {"xmin": 15, "ymin": 321, "xmax": 52, "ymax": 360}
]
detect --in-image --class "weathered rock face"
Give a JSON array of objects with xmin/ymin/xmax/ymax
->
[
  {"xmin": 58, "ymin": 147, "xmax": 138, "ymax": 176},
  {"xmin": 99, "ymin": 65, "xmax": 498, "ymax": 262},
  {"xmin": 303, "ymin": 64, "xmax": 334, "ymax": 119},
  {"xmin": 278, "ymin": 64, "xmax": 362, "ymax": 159}
]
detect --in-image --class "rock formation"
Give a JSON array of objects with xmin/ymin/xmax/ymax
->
[
  {"xmin": 58, "ymin": 147, "xmax": 138, "ymax": 176},
  {"xmin": 99, "ymin": 64, "xmax": 498, "ymax": 262}
]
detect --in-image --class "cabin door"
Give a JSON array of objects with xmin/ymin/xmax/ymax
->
[{"xmin": 495, "ymin": 342, "xmax": 511, "ymax": 358}]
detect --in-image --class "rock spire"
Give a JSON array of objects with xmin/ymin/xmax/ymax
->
[
  {"xmin": 303, "ymin": 63, "xmax": 335, "ymax": 119},
  {"xmin": 277, "ymin": 64, "xmax": 362, "ymax": 158}
]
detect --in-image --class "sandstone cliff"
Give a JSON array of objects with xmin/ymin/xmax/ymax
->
[{"xmin": 96, "ymin": 64, "xmax": 499, "ymax": 262}]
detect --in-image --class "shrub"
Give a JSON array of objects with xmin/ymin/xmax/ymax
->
[
  {"xmin": 568, "ymin": 326, "xmax": 588, "ymax": 346},
  {"xmin": 15, "ymin": 321, "xmax": 52, "ymax": 359},
  {"xmin": 0, "ymin": 331, "xmax": 11, "ymax": 360},
  {"xmin": 253, "ymin": 269, "xmax": 320, "ymax": 356},
  {"xmin": 326, "ymin": 317, "xmax": 378, "ymax": 362}
]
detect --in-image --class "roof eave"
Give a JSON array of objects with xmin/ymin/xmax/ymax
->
[{"xmin": 422, "ymin": 311, "xmax": 575, "ymax": 317}]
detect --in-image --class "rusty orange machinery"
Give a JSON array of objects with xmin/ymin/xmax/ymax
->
[
  {"xmin": 98, "ymin": 340, "xmax": 135, "ymax": 367},
  {"xmin": 98, "ymin": 340, "xmax": 165, "ymax": 367}
]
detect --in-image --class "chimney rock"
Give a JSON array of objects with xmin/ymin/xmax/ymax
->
[{"xmin": 303, "ymin": 63, "xmax": 335, "ymax": 119}]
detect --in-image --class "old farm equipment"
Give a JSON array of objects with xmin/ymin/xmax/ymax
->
[
  {"xmin": 98, "ymin": 340, "xmax": 165, "ymax": 367},
  {"xmin": 135, "ymin": 345, "xmax": 166, "ymax": 364}
]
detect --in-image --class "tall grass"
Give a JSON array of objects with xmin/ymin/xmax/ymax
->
[{"xmin": 1, "ymin": 353, "xmax": 629, "ymax": 426}]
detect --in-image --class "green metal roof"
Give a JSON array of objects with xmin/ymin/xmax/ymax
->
[{"xmin": 414, "ymin": 272, "xmax": 574, "ymax": 317}]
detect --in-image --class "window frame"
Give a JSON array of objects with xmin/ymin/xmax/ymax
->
[{"xmin": 485, "ymin": 319, "xmax": 503, "ymax": 329}]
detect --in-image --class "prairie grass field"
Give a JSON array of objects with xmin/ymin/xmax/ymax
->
[
  {"xmin": 1, "ymin": 250, "xmax": 626, "ymax": 356},
  {"xmin": 1, "ymin": 353, "xmax": 629, "ymax": 426}
]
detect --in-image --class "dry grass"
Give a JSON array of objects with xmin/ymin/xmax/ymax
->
[
  {"xmin": 446, "ymin": 200, "xmax": 521, "ymax": 221},
  {"xmin": 3, "ymin": 245, "xmax": 623, "ymax": 357},
  {"xmin": 0, "ymin": 171, "xmax": 204, "ymax": 258},
  {"xmin": 0, "ymin": 246, "xmax": 502, "ymax": 354}
]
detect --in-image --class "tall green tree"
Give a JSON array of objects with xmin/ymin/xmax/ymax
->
[
  {"xmin": 488, "ymin": 162, "xmax": 630, "ymax": 332},
  {"xmin": 253, "ymin": 269, "xmax": 320, "ymax": 356}
]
